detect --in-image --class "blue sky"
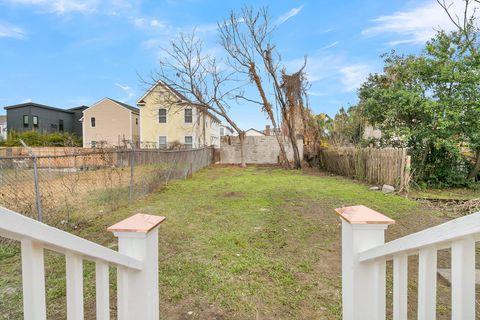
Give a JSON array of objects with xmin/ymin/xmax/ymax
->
[{"xmin": 0, "ymin": 0, "xmax": 468, "ymax": 129}]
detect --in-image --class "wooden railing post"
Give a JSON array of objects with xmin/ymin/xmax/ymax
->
[
  {"xmin": 335, "ymin": 205, "xmax": 395, "ymax": 320},
  {"xmin": 108, "ymin": 214, "xmax": 166, "ymax": 320}
]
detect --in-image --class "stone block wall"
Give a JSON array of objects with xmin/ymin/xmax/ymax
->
[{"xmin": 220, "ymin": 136, "xmax": 303, "ymax": 164}]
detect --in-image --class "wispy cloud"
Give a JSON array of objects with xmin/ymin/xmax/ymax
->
[
  {"xmin": 276, "ymin": 5, "xmax": 304, "ymax": 25},
  {"xmin": 6, "ymin": 0, "xmax": 98, "ymax": 14},
  {"xmin": 339, "ymin": 64, "xmax": 371, "ymax": 92},
  {"xmin": 321, "ymin": 41, "xmax": 339, "ymax": 50},
  {"xmin": 0, "ymin": 21, "xmax": 26, "ymax": 39},
  {"xmin": 362, "ymin": 1, "xmax": 480, "ymax": 46},
  {"xmin": 115, "ymin": 83, "xmax": 135, "ymax": 102}
]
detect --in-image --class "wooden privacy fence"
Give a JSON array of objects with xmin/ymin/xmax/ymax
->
[{"xmin": 319, "ymin": 147, "xmax": 411, "ymax": 190}]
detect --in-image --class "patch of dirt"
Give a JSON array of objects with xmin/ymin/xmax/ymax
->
[
  {"xmin": 300, "ymin": 166, "xmax": 332, "ymax": 177},
  {"xmin": 222, "ymin": 191, "xmax": 245, "ymax": 198},
  {"xmin": 415, "ymin": 197, "xmax": 480, "ymax": 216},
  {"xmin": 162, "ymin": 301, "xmax": 227, "ymax": 320}
]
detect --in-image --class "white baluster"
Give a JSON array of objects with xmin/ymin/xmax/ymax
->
[
  {"xmin": 393, "ymin": 254, "xmax": 408, "ymax": 320},
  {"xmin": 95, "ymin": 261, "xmax": 110, "ymax": 320},
  {"xmin": 116, "ymin": 266, "xmax": 129, "ymax": 320},
  {"xmin": 21, "ymin": 239, "xmax": 46, "ymax": 320},
  {"xmin": 66, "ymin": 252, "xmax": 84, "ymax": 320},
  {"xmin": 451, "ymin": 238, "xmax": 475, "ymax": 320},
  {"xmin": 372, "ymin": 259, "xmax": 386, "ymax": 320},
  {"xmin": 417, "ymin": 247, "xmax": 436, "ymax": 320}
]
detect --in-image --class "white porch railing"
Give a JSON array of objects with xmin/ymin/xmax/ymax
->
[
  {"xmin": 337, "ymin": 205, "xmax": 479, "ymax": 320},
  {"xmin": 0, "ymin": 206, "xmax": 166, "ymax": 320}
]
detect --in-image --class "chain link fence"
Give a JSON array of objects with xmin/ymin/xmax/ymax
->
[{"xmin": 0, "ymin": 146, "xmax": 213, "ymax": 225}]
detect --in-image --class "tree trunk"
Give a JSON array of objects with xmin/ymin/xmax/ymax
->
[
  {"xmin": 289, "ymin": 131, "xmax": 302, "ymax": 169},
  {"xmin": 467, "ymin": 147, "xmax": 480, "ymax": 180},
  {"xmin": 239, "ymin": 131, "xmax": 246, "ymax": 168},
  {"xmin": 249, "ymin": 63, "xmax": 290, "ymax": 168},
  {"xmin": 274, "ymin": 132, "xmax": 291, "ymax": 168}
]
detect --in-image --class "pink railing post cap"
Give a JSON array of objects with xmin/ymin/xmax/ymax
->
[
  {"xmin": 107, "ymin": 213, "xmax": 166, "ymax": 233},
  {"xmin": 335, "ymin": 205, "xmax": 395, "ymax": 225}
]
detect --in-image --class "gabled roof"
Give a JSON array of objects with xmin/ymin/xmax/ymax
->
[
  {"xmin": 137, "ymin": 80, "xmax": 223, "ymax": 123},
  {"xmin": 137, "ymin": 80, "xmax": 191, "ymax": 105},
  {"xmin": 108, "ymin": 98, "xmax": 139, "ymax": 113},
  {"xmin": 88, "ymin": 98, "xmax": 139, "ymax": 114},
  {"xmin": 4, "ymin": 102, "xmax": 75, "ymax": 114},
  {"xmin": 246, "ymin": 128, "xmax": 266, "ymax": 136},
  {"xmin": 68, "ymin": 105, "xmax": 89, "ymax": 111}
]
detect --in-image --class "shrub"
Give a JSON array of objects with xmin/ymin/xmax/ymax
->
[{"xmin": 0, "ymin": 131, "xmax": 82, "ymax": 147}]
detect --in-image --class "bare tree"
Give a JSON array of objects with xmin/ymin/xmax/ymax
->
[
  {"xmin": 218, "ymin": 7, "xmax": 305, "ymax": 169},
  {"xmin": 148, "ymin": 31, "xmax": 248, "ymax": 167}
]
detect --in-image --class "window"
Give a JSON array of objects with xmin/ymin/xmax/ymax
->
[
  {"xmin": 184, "ymin": 136, "xmax": 193, "ymax": 148},
  {"xmin": 32, "ymin": 116, "xmax": 38, "ymax": 129},
  {"xmin": 91, "ymin": 141, "xmax": 97, "ymax": 148},
  {"xmin": 23, "ymin": 115, "xmax": 29, "ymax": 128},
  {"xmin": 184, "ymin": 108, "xmax": 192, "ymax": 123},
  {"xmin": 220, "ymin": 127, "xmax": 225, "ymax": 136},
  {"xmin": 158, "ymin": 108, "xmax": 167, "ymax": 123},
  {"xmin": 135, "ymin": 118, "xmax": 138, "ymax": 125},
  {"xmin": 158, "ymin": 91, "xmax": 165, "ymax": 98},
  {"xmin": 59, "ymin": 119, "xmax": 64, "ymax": 132},
  {"xmin": 91, "ymin": 117, "xmax": 96, "ymax": 127},
  {"xmin": 158, "ymin": 136, "xmax": 167, "ymax": 149}
]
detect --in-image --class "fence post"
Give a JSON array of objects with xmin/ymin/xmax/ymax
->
[
  {"xmin": 128, "ymin": 143, "xmax": 136, "ymax": 203},
  {"xmin": 108, "ymin": 213, "xmax": 166, "ymax": 320},
  {"xmin": 335, "ymin": 205, "xmax": 395, "ymax": 320},
  {"xmin": 20, "ymin": 140, "xmax": 43, "ymax": 222}
]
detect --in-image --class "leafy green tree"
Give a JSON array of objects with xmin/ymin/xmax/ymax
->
[{"xmin": 359, "ymin": 26, "xmax": 480, "ymax": 186}]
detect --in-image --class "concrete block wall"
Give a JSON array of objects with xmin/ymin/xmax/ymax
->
[{"xmin": 220, "ymin": 136, "xmax": 303, "ymax": 164}]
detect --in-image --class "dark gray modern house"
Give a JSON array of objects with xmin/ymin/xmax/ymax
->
[{"xmin": 4, "ymin": 102, "xmax": 87, "ymax": 137}]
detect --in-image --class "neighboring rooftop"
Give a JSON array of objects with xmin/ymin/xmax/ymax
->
[
  {"xmin": 68, "ymin": 105, "xmax": 89, "ymax": 111},
  {"xmin": 108, "ymin": 98, "xmax": 139, "ymax": 114},
  {"xmin": 246, "ymin": 128, "xmax": 266, "ymax": 136},
  {"xmin": 4, "ymin": 102, "xmax": 75, "ymax": 114}
]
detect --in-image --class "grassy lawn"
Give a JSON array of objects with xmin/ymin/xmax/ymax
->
[{"xmin": 0, "ymin": 166, "xmax": 462, "ymax": 319}]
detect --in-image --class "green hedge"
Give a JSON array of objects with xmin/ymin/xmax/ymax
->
[{"xmin": 0, "ymin": 131, "xmax": 82, "ymax": 147}]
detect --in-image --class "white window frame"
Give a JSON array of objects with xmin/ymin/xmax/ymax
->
[
  {"xmin": 32, "ymin": 115, "xmax": 39, "ymax": 129},
  {"xmin": 158, "ymin": 108, "xmax": 167, "ymax": 124},
  {"xmin": 158, "ymin": 136, "xmax": 167, "ymax": 149},
  {"xmin": 184, "ymin": 108, "xmax": 192, "ymax": 124},
  {"xmin": 184, "ymin": 135, "xmax": 193, "ymax": 147}
]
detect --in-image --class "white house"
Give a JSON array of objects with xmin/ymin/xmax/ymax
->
[
  {"xmin": 0, "ymin": 116, "xmax": 7, "ymax": 140},
  {"xmin": 220, "ymin": 124, "xmax": 235, "ymax": 136},
  {"xmin": 245, "ymin": 128, "xmax": 265, "ymax": 136}
]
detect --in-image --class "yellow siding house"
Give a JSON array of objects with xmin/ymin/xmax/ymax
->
[{"xmin": 137, "ymin": 81, "xmax": 220, "ymax": 148}]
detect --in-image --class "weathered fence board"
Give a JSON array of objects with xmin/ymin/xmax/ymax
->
[{"xmin": 319, "ymin": 147, "xmax": 410, "ymax": 190}]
